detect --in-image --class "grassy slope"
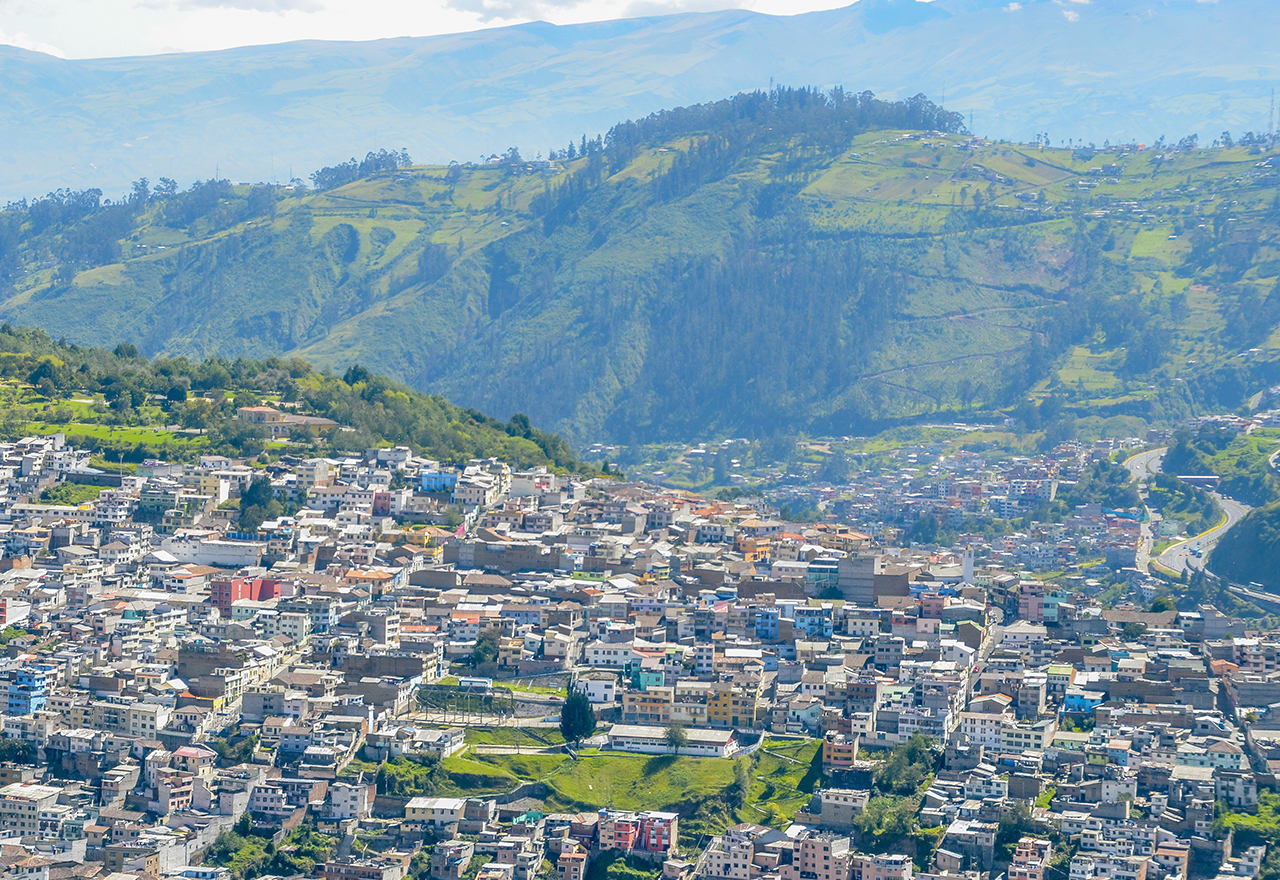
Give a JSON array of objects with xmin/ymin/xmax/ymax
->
[
  {"xmin": 6, "ymin": 135, "xmax": 1280, "ymax": 441},
  {"xmin": 435, "ymin": 738, "xmax": 822, "ymax": 831}
]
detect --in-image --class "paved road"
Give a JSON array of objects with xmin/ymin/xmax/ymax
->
[
  {"xmin": 1155, "ymin": 494, "xmax": 1251, "ymax": 573},
  {"xmin": 1122, "ymin": 447, "xmax": 1252, "ymax": 574},
  {"xmin": 1122, "ymin": 448, "xmax": 1166, "ymax": 572},
  {"xmin": 1123, "ymin": 448, "xmax": 1167, "ymax": 480}
]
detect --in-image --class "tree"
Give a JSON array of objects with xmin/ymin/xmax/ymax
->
[
  {"xmin": 180, "ymin": 398, "xmax": 215, "ymax": 433},
  {"xmin": 0, "ymin": 739, "xmax": 33, "ymax": 764},
  {"xmin": 239, "ymin": 476, "xmax": 281, "ymax": 531},
  {"xmin": 343, "ymin": 364, "xmax": 372, "ymax": 386},
  {"xmin": 1121, "ymin": 622, "xmax": 1147, "ymax": 641},
  {"xmin": 873, "ymin": 733, "xmax": 937, "ymax": 795},
  {"xmin": 664, "ymin": 722, "xmax": 688, "ymax": 754},
  {"xmin": 241, "ymin": 475, "xmax": 274, "ymax": 509},
  {"xmin": 560, "ymin": 691, "xmax": 597, "ymax": 745},
  {"xmin": 129, "ymin": 178, "xmax": 150, "ymax": 207},
  {"xmin": 473, "ymin": 629, "xmax": 500, "ymax": 665},
  {"xmin": 1150, "ymin": 596, "xmax": 1177, "ymax": 613},
  {"xmin": 997, "ymin": 801, "xmax": 1036, "ymax": 852}
]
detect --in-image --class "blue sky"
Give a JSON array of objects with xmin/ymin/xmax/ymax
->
[{"xmin": 0, "ymin": 0, "xmax": 858, "ymax": 58}]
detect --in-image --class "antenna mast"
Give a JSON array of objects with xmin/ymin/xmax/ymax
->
[{"xmin": 1270, "ymin": 88, "xmax": 1276, "ymax": 147}]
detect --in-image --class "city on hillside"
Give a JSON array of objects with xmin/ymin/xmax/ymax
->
[{"xmin": 0, "ymin": 399, "xmax": 1266, "ymax": 880}]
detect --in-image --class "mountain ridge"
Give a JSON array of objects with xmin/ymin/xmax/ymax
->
[
  {"xmin": 5, "ymin": 87, "xmax": 1280, "ymax": 445},
  {"xmin": 2, "ymin": 0, "xmax": 1279, "ymax": 202}
]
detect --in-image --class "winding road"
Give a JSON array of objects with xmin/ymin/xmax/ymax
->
[{"xmin": 1121, "ymin": 447, "xmax": 1252, "ymax": 574}]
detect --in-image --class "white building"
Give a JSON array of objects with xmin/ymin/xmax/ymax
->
[{"xmin": 606, "ymin": 724, "xmax": 738, "ymax": 758}]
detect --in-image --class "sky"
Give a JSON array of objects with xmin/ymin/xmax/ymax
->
[{"xmin": 0, "ymin": 0, "xmax": 857, "ymax": 59}]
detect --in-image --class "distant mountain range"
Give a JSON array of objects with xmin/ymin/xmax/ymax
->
[{"xmin": 2, "ymin": 0, "xmax": 1279, "ymax": 202}]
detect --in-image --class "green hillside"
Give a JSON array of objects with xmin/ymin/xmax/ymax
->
[
  {"xmin": 1209, "ymin": 502, "xmax": 1280, "ymax": 591},
  {"xmin": 0, "ymin": 325, "xmax": 588, "ymax": 472},
  {"xmin": 5, "ymin": 87, "xmax": 1280, "ymax": 443}
]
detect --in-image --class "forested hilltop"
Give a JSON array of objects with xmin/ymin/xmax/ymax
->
[
  {"xmin": 4, "ymin": 86, "xmax": 1280, "ymax": 444},
  {"xmin": 0, "ymin": 325, "xmax": 588, "ymax": 471}
]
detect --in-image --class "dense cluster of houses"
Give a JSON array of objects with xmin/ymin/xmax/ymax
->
[{"xmin": 0, "ymin": 432, "xmax": 1263, "ymax": 880}]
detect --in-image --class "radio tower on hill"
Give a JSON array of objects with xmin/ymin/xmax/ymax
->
[{"xmin": 1270, "ymin": 87, "xmax": 1276, "ymax": 147}]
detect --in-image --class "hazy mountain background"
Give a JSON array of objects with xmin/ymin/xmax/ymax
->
[{"xmin": 2, "ymin": 0, "xmax": 1278, "ymax": 203}]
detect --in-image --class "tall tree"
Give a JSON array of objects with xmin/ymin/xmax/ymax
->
[
  {"xmin": 560, "ymin": 691, "xmax": 597, "ymax": 745},
  {"xmin": 665, "ymin": 722, "xmax": 688, "ymax": 754}
]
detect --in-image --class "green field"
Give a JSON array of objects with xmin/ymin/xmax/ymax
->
[
  {"xmin": 438, "ymin": 737, "xmax": 822, "ymax": 832},
  {"xmin": 463, "ymin": 727, "xmax": 567, "ymax": 747}
]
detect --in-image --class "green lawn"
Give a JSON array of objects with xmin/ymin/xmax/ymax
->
[
  {"xmin": 438, "ymin": 746, "xmax": 747, "ymax": 812},
  {"xmin": 30, "ymin": 422, "xmax": 202, "ymax": 445},
  {"xmin": 542, "ymin": 752, "xmax": 738, "ymax": 812},
  {"xmin": 464, "ymin": 727, "xmax": 566, "ymax": 747}
]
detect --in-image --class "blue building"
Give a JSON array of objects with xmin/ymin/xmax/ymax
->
[
  {"xmin": 755, "ymin": 607, "xmax": 780, "ymax": 640},
  {"xmin": 421, "ymin": 470, "xmax": 459, "ymax": 492},
  {"xmin": 7, "ymin": 665, "xmax": 47, "ymax": 715},
  {"xmin": 1063, "ymin": 687, "xmax": 1104, "ymax": 714},
  {"xmin": 794, "ymin": 605, "xmax": 834, "ymax": 639}
]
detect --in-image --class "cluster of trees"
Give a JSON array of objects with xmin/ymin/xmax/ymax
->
[
  {"xmin": 548, "ymin": 134, "xmax": 605, "ymax": 162},
  {"xmin": 1164, "ymin": 427, "xmax": 1280, "ymax": 507},
  {"xmin": 872, "ymin": 733, "xmax": 938, "ymax": 796},
  {"xmin": 0, "ymin": 324, "xmax": 593, "ymax": 472},
  {"xmin": 311, "ymin": 149, "xmax": 413, "ymax": 191},
  {"xmin": 1209, "ymin": 501, "xmax": 1280, "ymax": 590},
  {"xmin": 238, "ymin": 476, "xmax": 285, "ymax": 532},
  {"xmin": 1146, "ymin": 473, "xmax": 1223, "ymax": 536},
  {"xmin": 1004, "ymin": 220, "xmax": 1175, "ymax": 416},
  {"xmin": 532, "ymin": 86, "xmax": 962, "ymax": 236},
  {"xmin": 209, "ymin": 731, "xmax": 259, "ymax": 766},
  {"xmin": 1059, "ymin": 460, "xmax": 1144, "ymax": 510},
  {"xmin": 587, "ymin": 231, "xmax": 910, "ymax": 441},
  {"xmin": 375, "ymin": 754, "xmax": 449, "ymax": 797},
  {"xmin": 0, "ymin": 176, "xmax": 298, "ymax": 290},
  {"xmin": 206, "ymin": 820, "xmax": 336, "ymax": 880}
]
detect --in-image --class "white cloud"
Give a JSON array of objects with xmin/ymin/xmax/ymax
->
[
  {"xmin": 0, "ymin": 1, "xmax": 51, "ymax": 13},
  {"xmin": 441, "ymin": 0, "xmax": 589, "ymax": 22},
  {"xmin": 0, "ymin": 26, "xmax": 66, "ymax": 56},
  {"xmin": 0, "ymin": 0, "xmax": 861, "ymax": 57},
  {"xmin": 1004, "ymin": 2, "xmax": 1021, "ymax": 10},
  {"xmin": 440, "ymin": 0, "xmax": 803, "ymax": 23},
  {"xmin": 1062, "ymin": 8, "xmax": 1078, "ymax": 20},
  {"xmin": 625, "ymin": 0, "xmax": 767, "ymax": 14},
  {"xmin": 139, "ymin": 0, "xmax": 324, "ymax": 11}
]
